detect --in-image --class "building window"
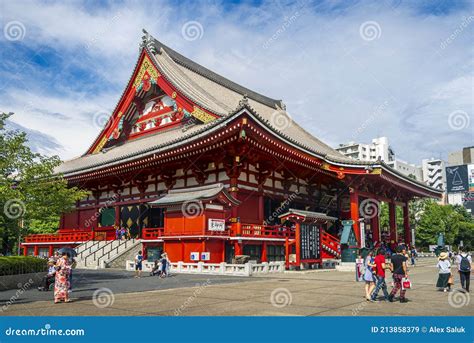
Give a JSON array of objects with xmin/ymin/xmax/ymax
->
[{"xmin": 267, "ymin": 245, "xmax": 285, "ymax": 262}]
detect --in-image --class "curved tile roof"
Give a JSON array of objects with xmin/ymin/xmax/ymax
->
[{"xmin": 56, "ymin": 32, "xmax": 441, "ymax": 197}]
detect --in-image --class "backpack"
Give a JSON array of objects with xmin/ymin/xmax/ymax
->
[{"xmin": 460, "ymin": 255, "xmax": 471, "ymax": 272}]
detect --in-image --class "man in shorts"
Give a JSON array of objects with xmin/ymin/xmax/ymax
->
[{"xmin": 135, "ymin": 250, "xmax": 143, "ymax": 278}]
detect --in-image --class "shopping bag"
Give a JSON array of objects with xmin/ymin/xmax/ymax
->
[{"xmin": 402, "ymin": 277, "xmax": 412, "ymax": 290}]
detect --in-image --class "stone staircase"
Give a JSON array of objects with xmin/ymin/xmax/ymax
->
[{"xmin": 75, "ymin": 239, "xmax": 141, "ymax": 269}]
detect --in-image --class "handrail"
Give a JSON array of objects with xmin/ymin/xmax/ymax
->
[
  {"xmin": 24, "ymin": 231, "xmax": 92, "ymax": 243},
  {"xmin": 240, "ymin": 224, "xmax": 295, "ymax": 239}
]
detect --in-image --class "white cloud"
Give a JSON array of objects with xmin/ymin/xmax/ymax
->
[{"xmin": 0, "ymin": 0, "xmax": 471, "ymax": 165}]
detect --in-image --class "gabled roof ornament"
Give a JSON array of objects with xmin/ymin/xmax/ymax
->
[
  {"xmin": 238, "ymin": 93, "xmax": 249, "ymax": 107},
  {"xmin": 277, "ymin": 100, "xmax": 286, "ymax": 111},
  {"xmin": 140, "ymin": 29, "xmax": 157, "ymax": 54}
]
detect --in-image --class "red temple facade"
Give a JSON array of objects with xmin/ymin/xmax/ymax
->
[{"xmin": 22, "ymin": 30, "xmax": 442, "ymax": 265}]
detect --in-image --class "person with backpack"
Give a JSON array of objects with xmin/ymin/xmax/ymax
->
[{"xmin": 456, "ymin": 247, "xmax": 471, "ymax": 293}]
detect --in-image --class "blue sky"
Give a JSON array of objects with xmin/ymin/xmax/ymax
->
[{"xmin": 0, "ymin": 0, "xmax": 472, "ymax": 165}]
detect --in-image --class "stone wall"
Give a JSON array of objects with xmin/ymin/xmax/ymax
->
[{"xmin": 0, "ymin": 272, "xmax": 43, "ymax": 291}]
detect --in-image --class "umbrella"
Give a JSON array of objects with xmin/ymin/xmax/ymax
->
[{"xmin": 57, "ymin": 247, "xmax": 77, "ymax": 257}]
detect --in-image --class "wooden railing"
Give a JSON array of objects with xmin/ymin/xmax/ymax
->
[
  {"xmin": 142, "ymin": 228, "xmax": 165, "ymax": 239},
  {"xmin": 321, "ymin": 230, "xmax": 341, "ymax": 257},
  {"xmin": 239, "ymin": 224, "xmax": 295, "ymax": 239},
  {"xmin": 24, "ymin": 231, "xmax": 92, "ymax": 243}
]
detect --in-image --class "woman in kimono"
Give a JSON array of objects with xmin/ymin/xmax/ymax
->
[{"xmin": 54, "ymin": 252, "xmax": 72, "ymax": 303}]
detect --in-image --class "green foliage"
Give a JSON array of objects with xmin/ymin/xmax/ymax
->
[
  {"xmin": 0, "ymin": 112, "xmax": 89, "ymax": 254},
  {"xmin": 415, "ymin": 199, "xmax": 473, "ymax": 249},
  {"xmin": 0, "ymin": 256, "xmax": 47, "ymax": 276},
  {"xmin": 376, "ymin": 199, "xmax": 472, "ymax": 249}
]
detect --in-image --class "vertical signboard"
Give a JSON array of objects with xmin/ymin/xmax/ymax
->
[
  {"xmin": 299, "ymin": 223, "xmax": 320, "ymax": 260},
  {"xmin": 446, "ymin": 165, "xmax": 469, "ymax": 193},
  {"xmin": 468, "ymin": 164, "xmax": 474, "ymax": 192}
]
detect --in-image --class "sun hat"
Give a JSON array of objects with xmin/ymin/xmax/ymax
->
[{"xmin": 438, "ymin": 252, "xmax": 448, "ymax": 260}]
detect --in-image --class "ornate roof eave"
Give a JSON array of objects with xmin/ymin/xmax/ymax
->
[
  {"xmin": 62, "ymin": 99, "xmax": 442, "ymax": 199},
  {"xmin": 84, "ymin": 46, "xmax": 148, "ymax": 155},
  {"xmin": 236, "ymin": 106, "xmax": 442, "ymax": 198},
  {"xmin": 144, "ymin": 45, "xmax": 227, "ymax": 117}
]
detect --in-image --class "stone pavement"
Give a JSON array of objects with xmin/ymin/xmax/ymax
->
[{"xmin": 1, "ymin": 258, "xmax": 472, "ymax": 316}]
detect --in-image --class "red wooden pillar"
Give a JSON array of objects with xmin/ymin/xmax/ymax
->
[
  {"xmin": 23, "ymin": 246, "xmax": 28, "ymax": 256},
  {"xmin": 372, "ymin": 210, "xmax": 380, "ymax": 245},
  {"xmin": 258, "ymin": 193, "xmax": 264, "ymax": 224},
  {"xmin": 285, "ymin": 237, "xmax": 290, "ymax": 269},
  {"xmin": 222, "ymin": 241, "xmax": 226, "ymax": 262},
  {"xmin": 48, "ymin": 245, "xmax": 53, "ymax": 257},
  {"xmin": 234, "ymin": 241, "xmax": 242, "ymax": 256},
  {"xmin": 389, "ymin": 201, "xmax": 397, "ymax": 244},
  {"xmin": 350, "ymin": 190, "xmax": 360, "ymax": 246},
  {"xmin": 261, "ymin": 241, "xmax": 267, "ymax": 262},
  {"xmin": 33, "ymin": 245, "xmax": 38, "ymax": 256},
  {"xmin": 403, "ymin": 202, "xmax": 411, "ymax": 246},
  {"xmin": 114, "ymin": 205, "xmax": 120, "ymax": 227},
  {"xmin": 295, "ymin": 223, "xmax": 301, "ymax": 267}
]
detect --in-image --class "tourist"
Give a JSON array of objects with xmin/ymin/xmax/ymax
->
[
  {"xmin": 370, "ymin": 248, "xmax": 390, "ymax": 302},
  {"xmin": 160, "ymin": 252, "xmax": 169, "ymax": 278},
  {"xmin": 436, "ymin": 252, "xmax": 452, "ymax": 292},
  {"xmin": 38, "ymin": 259, "xmax": 56, "ymax": 291},
  {"xmin": 115, "ymin": 226, "xmax": 120, "ymax": 240},
  {"xmin": 410, "ymin": 246, "xmax": 417, "ymax": 266},
  {"xmin": 54, "ymin": 252, "xmax": 72, "ymax": 303},
  {"xmin": 363, "ymin": 250, "xmax": 376, "ymax": 301},
  {"xmin": 135, "ymin": 250, "xmax": 143, "ymax": 278},
  {"xmin": 456, "ymin": 247, "xmax": 471, "ymax": 293},
  {"xmin": 388, "ymin": 246, "xmax": 409, "ymax": 303}
]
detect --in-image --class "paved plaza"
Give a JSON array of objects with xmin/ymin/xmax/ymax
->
[{"xmin": 1, "ymin": 258, "xmax": 472, "ymax": 316}]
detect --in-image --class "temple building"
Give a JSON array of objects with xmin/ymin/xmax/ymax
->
[{"xmin": 22, "ymin": 30, "xmax": 442, "ymax": 267}]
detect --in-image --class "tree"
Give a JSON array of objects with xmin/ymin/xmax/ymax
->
[{"xmin": 0, "ymin": 112, "xmax": 89, "ymax": 255}]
